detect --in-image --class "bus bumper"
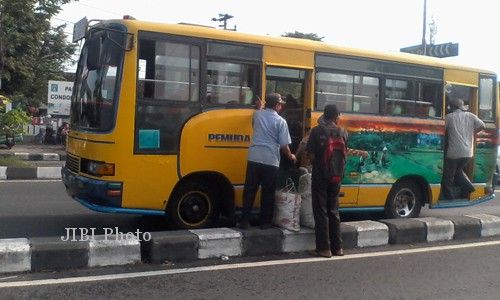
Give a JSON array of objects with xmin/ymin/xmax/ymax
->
[
  {"xmin": 493, "ymin": 172, "xmax": 499, "ymax": 190},
  {"xmin": 61, "ymin": 166, "xmax": 123, "ymax": 209},
  {"xmin": 61, "ymin": 167, "xmax": 165, "ymax": 216},
  {"xmin": 431, "ymin": 193, "xmax": 496, "ymax": 209}
]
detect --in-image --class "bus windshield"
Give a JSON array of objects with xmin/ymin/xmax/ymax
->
[{"xmin": 71, "ymin": 26, "xmax": 126, "ymax": 132}]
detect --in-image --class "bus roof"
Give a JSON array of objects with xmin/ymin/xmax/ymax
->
[{"xmin": 99, "ymin": 19, "xmax": 495, "ymax": 76}]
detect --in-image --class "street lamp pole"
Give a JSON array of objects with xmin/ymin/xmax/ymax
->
[{"xmin": 422, "ymin": 0, "xmax": 427, "ymax": 55}]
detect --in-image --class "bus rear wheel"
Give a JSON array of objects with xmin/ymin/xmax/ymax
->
[
  {"xmin": 167, "ymin": 183, "xmax": 217, "ymax": 229},
  {"xmin": 384, "ymin": 180, "xmax": 422, "ymax": 219}
]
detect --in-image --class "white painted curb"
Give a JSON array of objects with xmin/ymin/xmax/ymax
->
[
  {"xmin": 88, "ymin": 236, "xmax": 141, "ymax": 267},
  {"xmin": 415, "ymin": 217, "xmax": 454, "ymax": 242},
  {"xmin": 0, "ymin": 238, "xmax": 31, "ymax": 274},
  {"xmin": 37, "ymin": 167, "xmax": 62, "ymax": 179},
  {"xmin": 347, "ymin": 221, "xmax": 389, "ymax": 247},
  {"xmin": 190, "ymin": 228, "xmax": 242, "ymax": 259},
  {"xmin": 0, "ymin": 166, "xmax": 6, "ymax": 180},
  {"xmin": 42, "ymin": 153, "xmax": 60, "ymax": 161},
  {"xmin": 280, "ymin": 228, "xmax": 315, "ymax": 253},
  {"xmin": 466, "ymin": 214, "xmax": 500, "ymax": 237},
  {"xmin": 13, "ymin": 153, "xmax": 30, "ymax": 160}
]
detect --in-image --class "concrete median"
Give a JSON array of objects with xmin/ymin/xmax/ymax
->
[
  {"xmin": 11, "ymin": 152, "xmax": 63, "ymax": 161},
  {"xmin": 0, "ymin": 166, "xmax": 62, "ymax": 180},
  {"xmin": 2, "ymin": 214, "xmax": 500, "ymax": 275}
]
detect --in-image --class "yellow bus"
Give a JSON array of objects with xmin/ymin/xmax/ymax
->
[{"xmin": 62, "ymin": 17, "xmax": 498, "ymax": 229}]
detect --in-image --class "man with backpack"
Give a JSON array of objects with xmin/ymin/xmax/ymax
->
[{"xmin": 306, "ymin": 104, "xmax": 367, "ymax": 257}]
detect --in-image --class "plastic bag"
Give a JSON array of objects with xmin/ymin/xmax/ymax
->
[
  {"xmin": 273, "ymin": 179, "xmax": 302, "ymax": 232},
  {"xmin": 298, "ymin": 172, "xmax": 315, "ymax": 228}
]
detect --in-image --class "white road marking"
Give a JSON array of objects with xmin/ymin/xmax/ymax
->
[
  {"xmin": 2, "ymin": 240, "xmax": 500, "ymax": 288},
  {"xmin": 0, "ymin": 276, "xmax": 18, "ymax": 281},
  {"xmin": 0, "ymin": 180, "xmax": 62, "ymax": 183}
]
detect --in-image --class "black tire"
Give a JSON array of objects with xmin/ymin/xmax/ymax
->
[
  {"xmin": 167, "ymin": 182, "xmax": 217, "ymax": 229},
  {"xmin": 384, "ymin": 180, "xmax": 422, "ymax": 219}
]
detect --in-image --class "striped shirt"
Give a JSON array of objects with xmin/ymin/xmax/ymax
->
[{"xmin": 445, "ymin": 109, "xmax": 484, "ymax": 159}]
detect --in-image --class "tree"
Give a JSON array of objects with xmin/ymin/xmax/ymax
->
[
  {"xmin": 282, "ymin": 31, "xmax": 324, "ymax": 42},
  {"xmin": 0, "ymin": 108, "xmax": 30, "ymax": 137},
  {"xmin": 0, "ymin": 0, "xmax": 76, "ymax": 109}
]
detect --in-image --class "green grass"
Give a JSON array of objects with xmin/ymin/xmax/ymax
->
[{"xmin": 0, "ymin": 156, "xmax": 30, "ymax": 167}]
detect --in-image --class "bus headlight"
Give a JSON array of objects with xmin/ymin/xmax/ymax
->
[{"xmin": 82, "ymin": 159, "xmax": 115, "ymax": 176}]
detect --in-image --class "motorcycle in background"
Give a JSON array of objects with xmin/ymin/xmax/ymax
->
[{"xmin": 0, "ymin": 135, "xmax": 16, "ymax": 149}]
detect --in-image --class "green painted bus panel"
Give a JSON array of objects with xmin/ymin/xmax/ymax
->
[
  {"xmin": 473, "ymin": 148, "xmax": 496, "ymax": 183},
  {"xmin": 343, "ymin": 132, "xmax": 444, "ymax": 184},
  {"xmin": 342, "ymin": 129, "xmax": 496, "ymax": 186}
]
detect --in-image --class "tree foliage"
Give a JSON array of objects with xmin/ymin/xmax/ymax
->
[
  {"xmin": 282, "ymin": 31, "xmax": 324, "ymax": 42},
  {"xmin": 0, "ymin": 0, "xmax": 76, "ymax": 108},
  {"xmin": 0, "ymin": 108, "xmax": 31, "ymax": 136}
]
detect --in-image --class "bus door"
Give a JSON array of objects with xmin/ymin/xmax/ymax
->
[
  {"xmin": 471, "ymin": 76, "xmax": 497, "ymax": 198},
  {"xmin": 265, "ymin": 65, "xmax": 359, "ymax": 204},
  {"xmin": 435, "ymin": 78, "xmax": 496, "ymax": 207},
  {"xmin": 265, "ymin": 66, "xmax": 309, "ymax": 187}
]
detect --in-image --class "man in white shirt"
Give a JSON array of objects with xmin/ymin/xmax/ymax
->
[{"xmin": 440, "ymin": 98, "xmax": 485, "ymax": 200}]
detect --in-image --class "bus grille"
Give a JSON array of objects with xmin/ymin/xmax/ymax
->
[{"xmin": 66, "ymin": 153, "xmax": 80, "ymax": 173}]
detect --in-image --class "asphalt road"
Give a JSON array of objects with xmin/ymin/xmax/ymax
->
[
  {"xmin": 0, "ymin": 180, "xmax": 499, "ymax": 239},
  {"xmin": 2, "ymin": 239, "xmax": 500, "ymax": 299},
  {"xmin": 0, "ymin": 181, "xmax": 167, "ymax": 239}
]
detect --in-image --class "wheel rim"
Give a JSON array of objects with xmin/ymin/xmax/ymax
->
[
  {"xmin": 177, "ymin": 191, "xmax": 211, "ymax": 226},
  {"xmin": 393, "ymin": 188, "xmax": 416, "ymax": 217}
]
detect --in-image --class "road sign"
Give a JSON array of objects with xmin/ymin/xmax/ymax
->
[
  {"xmin": 47, "ymin": 81, "xmax": 72, "ymax": 116},
  {"xmin": 73, "ymin": 17, "xmax": 88, "ymax": 43},
  {"xmin": 400, "ymin": 44, "xmax": 425, "ymax": 55},
  {"xmin": 400, "ymin": 43, "xmax": 459, "ymax": 58}
]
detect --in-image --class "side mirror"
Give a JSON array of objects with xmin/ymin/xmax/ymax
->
[{"xmin": 86, "ymin": 35, "xmax": 102, "ymax": 70}]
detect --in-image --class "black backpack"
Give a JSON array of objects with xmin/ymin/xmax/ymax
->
[{"xmin": 320, "ymin": 125, "xmax": 347, "ymax": 183}]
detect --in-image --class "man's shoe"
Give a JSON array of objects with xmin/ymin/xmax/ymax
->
[
  {"xmin": 235, "ymin": 220, "xmax": 250, "ymax": 229},
  {"xmin": 333, "ymin": 248, "xmax": 344, "ymax": 256},
  {"xmin": 260, "ymin": 223, "xmax": 273, "ymax": 230},
  {"xmin": 309, "ymin": 249, "xmax": 332, "ymax": 258}
]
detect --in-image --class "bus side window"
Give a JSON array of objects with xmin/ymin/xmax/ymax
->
[
  {"xmin": 415, "ymin": 82, "xmax": 442, "ymax": 118},
  {"xmin": 479, "ymin": 77, "xmax": 495, "ymax": 122},
  {"xmin": 135, "ymin": 36, "xmax": 201, "ymax": 153},
  {"xmin": 353, "ymin": 75, "xmax": 379, "ymax": 114},
  {"xmin": 385, "ymin": 79, "xmax": 414, "ymax": 116},
  {"xmin": 206, "ymin": 61, "xmax": 259, "ymax": 106}
]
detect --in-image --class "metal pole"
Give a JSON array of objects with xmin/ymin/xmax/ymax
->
[{"xmin": 422, "ymin": 0, "xmax": 427, "ymax": 55}]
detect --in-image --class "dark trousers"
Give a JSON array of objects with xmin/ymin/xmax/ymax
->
[
  {"xmin": 241, "ymin": 161, "xmax": 279, "ymax": 225},
  {"xmin": 311, "ymin": 175, "xmax": 342, "ymax": 252},
  {"xmin": 440, "ymin": 157, "xmax": 475, "ymax": 200}
]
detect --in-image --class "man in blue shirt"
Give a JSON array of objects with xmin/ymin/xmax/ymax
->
[{"xmin": 237, "ymin": 93, "xmax": 296, "ymax": 229}]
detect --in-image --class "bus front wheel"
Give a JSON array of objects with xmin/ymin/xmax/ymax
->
[
  {"xmin": 167, "ymin": 183, "xmax": 217, "ymax": 229},
  {"xmin": 384, "ymin": 180, "xmax": 422, "ymax": 219}
]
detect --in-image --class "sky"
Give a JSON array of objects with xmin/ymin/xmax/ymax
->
[{"xmin": 54, "ymin": 0, "xmax": 500, "ymax": 75}]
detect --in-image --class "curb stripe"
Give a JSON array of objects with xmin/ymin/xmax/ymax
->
[
  {"xmin": 2, "ymin": 240, "xmax": 500, "ymax": 288},
  {"xmin": 10, "ymin": 153, "xmax": 62, "ymax": 161},
  {"xmin": 1, "ymin": 167, "xmax": 62, "ymax": 180}
]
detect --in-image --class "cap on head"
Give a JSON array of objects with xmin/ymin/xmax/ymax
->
[
  {"xmin": 451, "ymin": 98, "xmax": 467, "ymax": 111},
  {"xmin": 265, "ymin": 93, "xmax": 286, "ymax": 108},
  {"xmin": 323, "ymin": 104, "xmax": 340, "ymax": 121}
]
